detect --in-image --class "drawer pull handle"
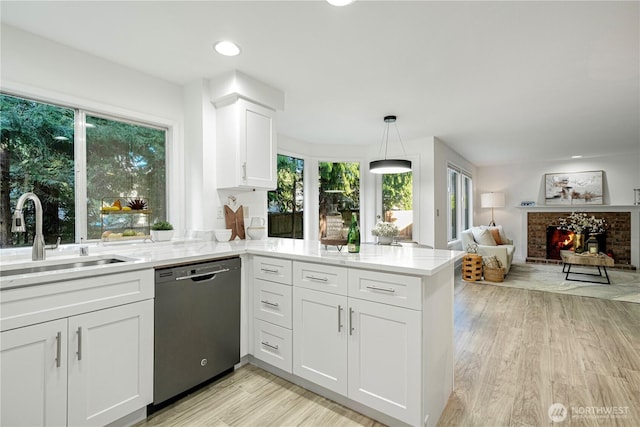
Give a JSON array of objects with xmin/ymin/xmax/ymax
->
[
  {"xmin": 261, "ymin": 268, "xmax": 279, "ymax": 274},
  {"xmin": 261, "ymin": 341, "xmax": 279, "ymax": 351},
  {"xmin": 306, "ymin": 275, "xmax": 328, "ymax": 282},
  {"xmin": 76, "ymin": 327, "xmax": 82, "ymax": 360},
  {"xmin": 55, "ymin": 331, "xmax": 62, "ymax": 368},
  {"xmin": 349, "ymin": 308, "xmax": 355, "ymax": 335},
  {"xmin": 261, "ymin": 300, "xmax": 279, "ymax": 308},
  {"xmin": 338, "ymin": 305, "xmax": 343, "ymax": 332},
  {"xmin": 366, "ymin": 285, "xmax": 396, "ymax": 293}
]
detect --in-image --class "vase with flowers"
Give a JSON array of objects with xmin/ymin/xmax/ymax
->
[
  {"xmin": 372, "ymin": 221, "xmax": 399, "ymax": 245},
  {"xmin": 557, "ymin": 212, "xmax": 607, "ymax": 253}
]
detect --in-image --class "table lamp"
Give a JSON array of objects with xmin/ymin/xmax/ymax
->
[{"xmin": 481, "ymin": 192, "xmax": 505, "ymax": 226}]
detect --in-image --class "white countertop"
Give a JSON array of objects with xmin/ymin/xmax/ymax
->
[{"xmin": 0, "ymin": 238, "xmax": 465, "ymax": 290}]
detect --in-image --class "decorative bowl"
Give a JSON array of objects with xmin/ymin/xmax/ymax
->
[{"xmin": 214, "ymin": 229, "xmax": 232, "ymax": 242}]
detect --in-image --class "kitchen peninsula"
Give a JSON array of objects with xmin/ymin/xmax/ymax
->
[{"xmin": 1, "ymin": 239, "xmax": 464, "ymax": 427}]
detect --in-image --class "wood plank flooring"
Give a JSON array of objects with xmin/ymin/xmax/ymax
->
[
  {"xmin": 136, "ymin": 279, "xmax": 640, "ymax": 427},
  {"xmin": 438, "ymin": 280, "xmax": 640, "ymax": 427}
]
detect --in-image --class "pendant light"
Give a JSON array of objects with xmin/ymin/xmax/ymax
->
[{"xmin": 369, "ymin": 115, "xmax": 412, "ymax": 174}]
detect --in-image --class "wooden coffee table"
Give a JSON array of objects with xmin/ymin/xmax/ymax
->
[{"xmin": 560, "ymin": 250, "xmax": 614, "ymax": 284}]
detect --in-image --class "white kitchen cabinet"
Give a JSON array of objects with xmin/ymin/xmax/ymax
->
[
  {"xmin": 1, "ymin": 268, "xmax": 154, "ymax": 427},
  {"xmin": 253, "ymin": 318, "xmax": 292, "ymax": 372},
  {"xmin": 291, "ymin": 262, "xmax": 422, "ymax": 426},
  {"xmin": 1, "ymin": 319, "xmax": 68, "ymax": 427},
  {"xmin": 293, "ymin": 287, "xmax": 348, "ymax": 395},
  {"xmin": 347, "ymin": 297, "xmax": 421, "ymax": 425},
  {"xmin": 1, "ymin": 300, "xmax": 152, "ymax": 427},
  {"xmin": 216, "ymin": 98, "xmax": 277, "ymax": 190},
  {"xmin": 251, "ymin": 255, "xmax": 293, "ymax": 372},
  {"xmin": 68, "ymin": 300, "xmax": 153, "ymax": 427}
]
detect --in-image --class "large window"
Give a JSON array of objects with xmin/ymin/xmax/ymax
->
[
  {"xmin": 85, "ymin": 114, "xmax": 166, "ymax": 239},
  {"xmin": 319, "ymin": 161, "xmax": 360, "ymax": 239},
  {"xmin": 0, "ymin": 93, "xmax": 167, "ymax": 247},
  {"xmin": 382, "ymin": 172, "xmax": 413, "ymax": 241},
  {"xmin": 268, "ymin": 154, "xmax": 304, "ymax": 239},
  {"xmin": 447, "ymin": 166, "xmax": 472, "ymax": 242}
]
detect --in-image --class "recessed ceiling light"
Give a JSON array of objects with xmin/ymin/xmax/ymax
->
[
  {"xmin": 327, "ymin": 0, "xmax": 355, "ymax": 6},
  {"xmin": 571, "ymin": 155, "xmax": 583, "ymax": 159},
  {"xmin": 214, "ymin": 41, "xmax": 241, "ymax": 57}
]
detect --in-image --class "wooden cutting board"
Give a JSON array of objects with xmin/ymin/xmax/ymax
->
[{"xmin": 224, "ymin": 205, "xmax": 245, "ymax": 240}]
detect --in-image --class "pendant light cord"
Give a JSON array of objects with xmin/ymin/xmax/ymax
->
[{"xmin": 392, "ymin": 122, "xmax": 409, "ymax": 158}]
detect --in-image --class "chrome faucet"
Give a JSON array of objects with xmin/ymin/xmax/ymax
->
[{"xmin": 12, "ymin": 192, "xmax": 46, "ymax": 261}]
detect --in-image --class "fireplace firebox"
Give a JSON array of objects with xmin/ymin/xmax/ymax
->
[{"xmin": 545, "ymin": 226, "xmax": 606, "ymax": 260}]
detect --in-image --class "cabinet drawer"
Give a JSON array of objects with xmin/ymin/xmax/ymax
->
[
  {"xmin": 253, "ymin": 256, "xmax": 292, "ymax": 285},
  {"xmin": 253, "ymin": 319, "xmax": 292, "ymax": 373},
  {"xmin": 348, "ymin": 269, "xmax": 422, "ymax": 310},
  {"xmin": 293, "ymin": 262, "xmax": 348, "ymax": 295},
  {"xmin": 254, "ymin": 279, "xmax": 292, "ymax": 328}
]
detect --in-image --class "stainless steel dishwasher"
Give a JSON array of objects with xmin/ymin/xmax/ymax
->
[{"xmin": 153, "ymin": 257, "xmax": 241, "ymax": 406}]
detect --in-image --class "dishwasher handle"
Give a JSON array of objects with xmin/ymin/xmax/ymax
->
[{"xmin": 175, "ymin": 268, "xmax": 230, "ymax": 281}]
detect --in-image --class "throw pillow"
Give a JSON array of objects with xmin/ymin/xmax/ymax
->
[
  {"xmin": 488, "ymin": 227, "xmax": 503, "ymax": 245},
  {"xmin": 471, "ymin": 227, "xmax": 497, "ymax": 246}
]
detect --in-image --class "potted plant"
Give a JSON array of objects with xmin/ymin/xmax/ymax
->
[
  {"xmin": 151, "ymin": 220, "xmax": 174, "ymax": 242},
  {"xmin": 371, "ymin": 221, "xmax": 399, "ymax": 245}
]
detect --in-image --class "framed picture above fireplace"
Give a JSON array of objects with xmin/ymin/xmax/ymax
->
[{"xmin": 544, "ymin": 170, "xmax": 604, "ymax": 205}]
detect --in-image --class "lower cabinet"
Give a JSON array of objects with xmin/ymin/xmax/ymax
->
[
  {"xmin": 1, "ymin": 300, "xmax": 153, "ymax": 427},
  {"xmin": 1, "ymin": 319, "xmax": 68, "ymax": 427},
  {"xmin": 292, "ymin": 286, "xmax": 421, "ymax": 425},
  {"xmin": 293, "ymin": 287, "xmax": 348, "ymax": 394}
]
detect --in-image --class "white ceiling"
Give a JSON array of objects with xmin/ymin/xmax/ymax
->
[{"xmin": 1, "ymin": 1, "xmax": 638, "ymax": 167}]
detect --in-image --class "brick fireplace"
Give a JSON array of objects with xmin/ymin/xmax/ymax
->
[{"xmin": 526, "ymin": 211, "xmax": 634, "ymax": 269}]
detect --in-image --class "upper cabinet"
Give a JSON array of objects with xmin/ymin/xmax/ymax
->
[
  {"xmin": 211, "ymin": 71, "xmax": 284, "ymax": 191},
  {"xmin": 216, "ymin": 98, "xmax": 277, "ymax": 190}
]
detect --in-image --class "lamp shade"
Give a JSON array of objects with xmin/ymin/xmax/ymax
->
[
  {"xmin": 369, "ymin": 115, "xmax": 411, "ymax": 174},
  {"xmin": 369, "ymin": 159, "xmax": 412, "ymax": 174},
  {"xmin": 480, "ymin": 192, "xmax": 505, "ymax": 208}
]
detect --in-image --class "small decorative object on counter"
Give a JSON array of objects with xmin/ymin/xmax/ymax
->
[
  {"xmin": 224, "ymin": 204, "xmax": 245, "ymax": 240},
  {"xmin": 347, "ymin": 213, "xmax": 361, "ymax": 253},
  {"xmin": 151, "ymin": 220, "xmax": 174, "ymax": 242},
  {"xmin": 100, "ymin": 196, "xmax": 152, "ymax": 241},
  {"xmin": 246, "ymin": 216, "xmax": 266, "ymax": 240},
  {"xmin": 635, "ymin": 188, "xmax": 640, "ymax": 205},
  {"xmin": 371, "ymin": 221, "xmax": 399, "ymax": 245}
]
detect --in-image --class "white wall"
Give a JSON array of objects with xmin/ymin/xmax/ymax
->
[
  {"xmin": 1, "ymin": 24, "xmax": 187, "ymax": 236},
  {"xmin": 477, "ymin": 153, "xmax": 640, "ymax": 261}
]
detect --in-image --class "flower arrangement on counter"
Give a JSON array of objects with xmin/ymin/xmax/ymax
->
[
  {"xmin": 558, "ymin": 211, "xmax": 607, "ymax": 234},
  {"xmin": 371, "ymin": 221, "xmax": 399, "ymax": 237}
]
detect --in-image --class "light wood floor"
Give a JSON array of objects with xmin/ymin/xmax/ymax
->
[{"xmin": 137, "ymin": 280, "xmax": 640, "ymax": 427}]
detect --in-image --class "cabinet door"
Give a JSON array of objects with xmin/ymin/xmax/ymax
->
[
  {"xmin": 347, "ymin": 298, "xmax": 422, "ymax": 426},
  {"xmin": 1, "ymin": 319, "xmax": 68, "ymax": 427},
  {"xmin": 67, "ymin": 300, "xmax": 153, "ymax": 427},
  {"xmin": 293, "ymin": 287, "xmax": 348, "ymax": 395},
  {"xmin": 239, "ymin": 99, "xmax": 276, "ymax": 189}
]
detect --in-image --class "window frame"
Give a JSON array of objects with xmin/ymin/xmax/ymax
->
[
  {"xmin": 447, "ymin": 165, "xmax": 473, "ymax": 242},
  {"xmin": 1, "ymin": 90, "xmax": 172, "ymax": 244}
]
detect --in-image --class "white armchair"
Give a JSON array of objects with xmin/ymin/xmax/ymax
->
[{"xmin": 461, "ymin": 226, "xmax": 515, "ymax": 274}]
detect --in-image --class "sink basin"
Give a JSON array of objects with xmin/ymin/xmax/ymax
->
[{"xmin": 0, "ymin": 255, "xmax": 136, "ymax": 278}]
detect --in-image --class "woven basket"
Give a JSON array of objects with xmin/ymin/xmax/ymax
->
[{"xmin": 484, "ymin": 267, "xmax": 505, "ymax": 282}]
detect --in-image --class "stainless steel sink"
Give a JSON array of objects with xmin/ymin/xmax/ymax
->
[{"xmin": 0, "ymin": 256, "xmax": 135, "ymax": 278}]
